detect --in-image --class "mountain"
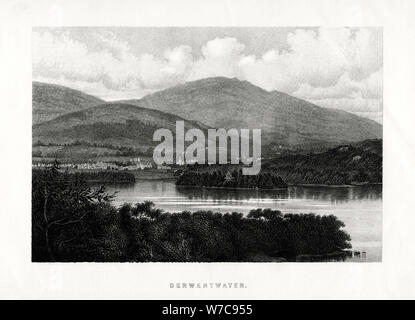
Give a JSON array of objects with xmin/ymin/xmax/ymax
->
[
  {"xmin": 33, "ymin": 103, "xmax": 209, "ymax": 159},
  {"xmin": 33, "ymin": 82, "xmax": 104, "ymax": 124},
  {"xmin": 119, "ymin": 77, "xmax": 382, "ymax": 147},
  {"xmin": 32, "ymin": 78, "xmax": 383, "ymax": 160}
]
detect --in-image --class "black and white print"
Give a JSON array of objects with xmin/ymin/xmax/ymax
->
[{"xmin": 32, "ymin": 27, "xmax": 382, "ymax": 262}]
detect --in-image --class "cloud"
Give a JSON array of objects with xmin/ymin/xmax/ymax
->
[
  {"xmin": 186, "ymin": 28, "xmax": 382, "ymax": 106},
  {"xmin": 33, "ymin": 30, "xmax": 193, "ymax": 94},
  {"xmin": 294, "ymin": 68, "xmax": 382, "ymax": 100},
  {"xmin": 188, "ymin": 37, "xmax": 245, "ymax": 80},
  {"xmin": 33, "ymin": 28, "xmax": 382, "ymax": 122},
  {"xmin": 291, "ymin": 67, "xmax": 382, "ymax": 123}
]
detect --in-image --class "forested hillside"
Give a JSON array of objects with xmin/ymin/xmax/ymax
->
[{"xmin": 262, "ymin": 139, "xmax": 382, "ymax": 185}]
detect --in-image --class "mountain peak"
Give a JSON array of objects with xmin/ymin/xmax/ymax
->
[
  {"xmin": 178, "ymin": 76, "xmax": 267, "ymax": 92},
  {"xmin": 33, "ymin": 79, "xmax": 382, "ymax": 151},
  {"xmin": 120, "ymin": 77, "xmax": 382, "ymax": 146}
]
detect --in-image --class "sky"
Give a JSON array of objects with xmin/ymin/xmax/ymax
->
[{"xmin": 32, "ymin": 27, "xmax": 383, "ymax": 123}]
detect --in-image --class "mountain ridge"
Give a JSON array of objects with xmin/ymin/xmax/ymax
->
[
  {"xmin": 117, "ymin": 76, "xmax": 382, "ymax": 147},
  {"xmin": 33, "ymin": 102, "xmax": 210, "ymax": 147},
  {"xmin": 32, "ymin": 78, "xmax": 382, "ymax": 156},
  {"xmin": 33, "ymin": 81, "xmax": 105, "ymax": 124}
]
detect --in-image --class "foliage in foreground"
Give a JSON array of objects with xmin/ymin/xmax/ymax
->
[{"xmin": 32, "ymin": 164, "xmax": 351, "ymax": 262}]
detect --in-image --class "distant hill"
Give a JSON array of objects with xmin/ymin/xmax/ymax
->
[
  {"xmin": 262, "ymin": 139, "xmax": 383, "ymax": 185},
  {"xmin": 352, "ymin": 139, "xmax": 383, "ymax": 157},
  {"xmin": 33, "ymin": 82, "xmax": 104, "ymax": 124},
  {"xmin": 33, "ymin": 103, "xmax": 209, "ymax": 160},
  {"xmin": 119, "ymin": 77, "xmax": 382, "ymax": 147},
  {"xmin": 170, "ymin": 139, "xmax": 382, "ymax": 186}
]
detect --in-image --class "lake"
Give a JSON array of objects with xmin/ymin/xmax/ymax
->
[{"xmin": 104, "ymin": 180, "xmax": 382, "ymax": 262}]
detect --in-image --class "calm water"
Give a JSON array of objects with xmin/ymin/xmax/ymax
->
[{"xmin": 105, "ymin": 180, "xmax": 382, "ymax": 262}]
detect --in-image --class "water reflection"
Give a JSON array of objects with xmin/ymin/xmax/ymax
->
[
  {"xmin": 176, "ymin": 184, "xmax": 382, "ymax": 204},
  {"xmin": 106, "ymin": 181, "xmax": 382, "ymax": 262}
]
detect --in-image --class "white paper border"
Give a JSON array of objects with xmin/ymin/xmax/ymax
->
[{"xmin": 1, "ymin": 0, "xmax": 414, "ymax": 299}]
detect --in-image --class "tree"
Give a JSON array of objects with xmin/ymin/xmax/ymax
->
[{"xmin": 32, "ymin": 160, "xmax": 114, "ymax": 261}]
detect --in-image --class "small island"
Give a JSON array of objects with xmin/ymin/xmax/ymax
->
[{"xmin": 176, "ymin": 165, "xmax": 288, "ymax": 189}]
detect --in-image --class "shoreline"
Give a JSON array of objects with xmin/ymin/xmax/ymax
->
[
  {"xmin": 176, "ymin": 184, "xmax": 288, "ymax": 191},
  {"xmin": 87, "ymin": 180, "xmax": 135, "ymax": 184},
  {"xmin": 38, "ymin": 167, "xmax": 382, "ymax": 188},
  {"xmin": 99, "ymin": 179, "xmax": 383, "ymax": 188},
  {"xmin": 288, "ymin": 182, "xmax": 382, "ymax": 188},
  {"xmin": 175, "ymin": 182, "xmax": 382, "ymax": 190}
]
